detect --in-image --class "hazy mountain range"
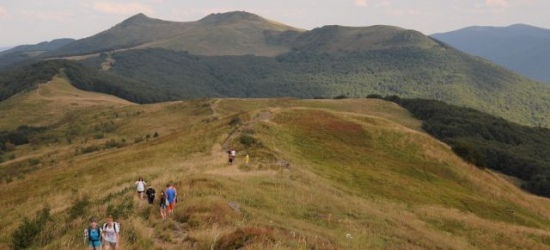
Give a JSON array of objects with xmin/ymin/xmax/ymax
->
[
  {"xmin": 0, "ymin": 12, "xmax": 549, "ymax": 127},
  {"xmin": 0, "ymin": 38, "xmax": 75, "ymax": 69},
  {"xmin": 0, "ymin": 46, "xmax": 13, "ymax": 52},
  {"xmin": 432, "ymin": 24, "xmax": 550, "ymax": 82}
]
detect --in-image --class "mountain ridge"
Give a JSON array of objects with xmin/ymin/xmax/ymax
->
[
  {"xmin": 0, "ymin": 38, "xmax": 75, "ymax": 69},
  {"xmin": 431, "ymin": 24, "xmax": 550, "ymax": 82},
  {"xmin": 45, "ymin": 11, "xmax": 304, "ymax": 57},
  {"xmin": 1, "ymin": 12, "xmax": 549, "ymax": 128}
]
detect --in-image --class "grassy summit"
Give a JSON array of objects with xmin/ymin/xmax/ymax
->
[{"xmin": 0, "ymin": 79, "xmax": 549, "ymax": 249}]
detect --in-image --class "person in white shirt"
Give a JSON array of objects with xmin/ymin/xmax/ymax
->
[
  {"xmin": 102, "ymin": 215, "xmax": 120, "ymax": 250},
  {"xmin": 135, "ymin": 177, "xmax": 146, "ymax": 200}
]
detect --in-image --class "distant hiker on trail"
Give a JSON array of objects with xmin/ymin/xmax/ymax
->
[
  {"xmin": 135, "ymin": 177, "xmax": 146, "ymax": 200},
  {"xmin": 227, "ymin": 149, "xmax": 237, "ymax": 165},
  {"xmin": 159, "ymin": 191, "xmax": 168, "ymax": 219},
  {"xmin": 146, "ymin": 185, "xmax": 156, "ymax": 205},
  {"xmin": 227, "ymin": 149, "xmax": 233, "ymax": 165},
  {"xmin": 102, "ymin": 215, "xmax": 120, "ymax": 250},
  {"xmin": 84, "ymin": 218, "xmax": 102, "ymax": 250},
  {"xmin": 166, "ymin": 183, "xmax": 178, "ymax": 216}
]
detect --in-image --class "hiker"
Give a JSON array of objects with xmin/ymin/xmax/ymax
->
[
  {"xmin": 135, "ymin": 177, "xmax": 146, "ymax": 200},
  {"xmin": 227, "ymin": 149, "xmax": 233, "ymax": 165},
  {"xmin": 84, "ymin": 218, "xmax": 102, "ymax": 250},
  {"xmin": 145, "ymin": 185, "xmax": 156, "ymax": 205},
  {"xmin": 102, "ymin": 215, "xmax": 120, "ymax": 250},
  {"xmin": 166, "ymin": 183, "xmax": 178, "ymax": 216},
  {"xmin": 231, "ymin": 149, "xmax": 237, "ymax": 163},
  {"xmin": 159, "ymin": 191, "xmax": 168, "ymax": 219},
  {"xmin": 227, "ymin": 149, "xmax": 237, "ymax": 165}
]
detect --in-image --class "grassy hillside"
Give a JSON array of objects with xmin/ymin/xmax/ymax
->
[
  {"xmin": 291, "ymin": 25, "xmax": 437, "ymax": 52},
  {"xmin": 0, "ymin": 74, "xmax": 133, "ymax": 131},
  {"xmin": 46, "ymin": 12, "xmax": 303, "ymax": 58},
  {"xmin": 1, "ymin": 92, "xmax": 550, "ymax": 249},
  {"xmin": 45, "ymin": 14, "xmax": 191, "ymax": 57},
  {"xmin": 143, "ymin": 11, "xmax": 303, "ymax": 56},
  {"xmin": 387, "ymin": 97, "xmax": 550, "ymax": 197}
]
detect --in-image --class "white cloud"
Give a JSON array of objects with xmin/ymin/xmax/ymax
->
[
  {"xmin": 93, "ymin": 2, "xmax": 155, "ymax": 16},
  {"xmin": 354, "ymin": 0, "xmax": 368, "ymax": 7}
]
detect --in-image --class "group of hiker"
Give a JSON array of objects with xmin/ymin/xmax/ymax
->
[
  {"xmin": 84, "ymin": 179, "xmax": 177, "ymax": 249},
  {"xmin": 85, "ymin": 150, "xmax": 248, "ymax": 249},
  {"xmin": 227, "ymin": 149, "xmax": 249, "ymax": 165},
  {"xmin": 135, "ymin": 178, "xmax": 178, "ymax": 219},
  {"xmin": 84, "ymin": 216, "xmax": 120, "ymax": 250}
]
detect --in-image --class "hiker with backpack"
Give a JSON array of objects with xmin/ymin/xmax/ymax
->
[
  {"xmin": 159, "ymin": 191, "xmax": 168, "ymax": 219},
  {"xmin": 135, "ymin": 177, "xmax": 146, "ymax": 200},
  {"xmin": 84, "ymin": 218, "xmax": 102, "ymax": 250},
  {"xmin": 102, "ymin": 215, "xmax": 120, "ymax": 250},
  {"xmin": 145, "ymin": 185, "xmax": 156, "ymax": 205},
  {"xmin": 166, "ymin": 183, "xmax": 177, "ymax": 216}
]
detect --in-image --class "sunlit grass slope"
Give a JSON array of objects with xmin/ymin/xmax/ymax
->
[
  {"xmin": 1, "ymin": 95, "xmax": 550, "ymax": 249},
  {"xmin": 0, "ymin": 74, "xmax": 133, "ymax": 131}
]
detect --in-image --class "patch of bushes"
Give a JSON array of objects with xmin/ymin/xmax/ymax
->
[
  {"xmin": 333, "ymin": 94, "xmax": 348, "ymax": 99},
  {"xmin": 239, "ymin": 135, "xmax": 257, "ymax": 147},
  {"xmin": 80, "ymin": 145, "xmax": 102, "ymax": 154},
  {"xmin": 11, "ymin": 206, "xmax": 51, "ymax": 250},
  {"xmin": 229, "ymin": 117, "xmax": 241, "ymax": 126},
  {"xmin": 0, "ymin": 126, "xmax": 48, "ymax": 153},
  {"xmin": 105, "ymin": 139, "xmax": 126, "ymax": 149}
]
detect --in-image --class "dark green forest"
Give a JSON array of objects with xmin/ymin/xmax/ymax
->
[
  {"xmin": 0, "ymin": 61, "xmax": 62, "ymax": 102},
  {"xmin": 387, "ymin": 97, "xmax": 550, "ymax": 197},
  {"xmin": 80, "ymin": 48, "xmax": 549, "ymax": 127},
  {"xmin": 0, "ymin": 60, "xmax": 165, "ymax": 103}
]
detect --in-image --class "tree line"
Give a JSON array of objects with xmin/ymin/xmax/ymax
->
[{"xmin": 383, "ymin": 97, "xmax": 550, "ymax": 197}]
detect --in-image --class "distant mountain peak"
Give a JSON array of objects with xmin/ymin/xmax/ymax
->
[
  {"xmin": 117, "ymin": 13, "xmax": 159, "ymax": 28},
  {"xmin": 198, "ymin": 11, "xmax": 264, "ymax": 24}
]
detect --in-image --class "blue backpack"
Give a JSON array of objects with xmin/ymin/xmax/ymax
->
[{"xmin": 87, "ymin": 227, "xmax": 102, "ymax": 242}]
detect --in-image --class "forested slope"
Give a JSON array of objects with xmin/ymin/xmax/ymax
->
[{"xmin": 389, "ymin": 97, "xmax": 550, "ymax": 197}]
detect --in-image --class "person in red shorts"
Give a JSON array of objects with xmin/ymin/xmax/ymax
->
[{"xmin": 165, "ymin": 183, "xmax": 177, "ymax": 216}]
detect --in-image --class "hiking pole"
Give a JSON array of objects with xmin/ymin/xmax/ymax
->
[{"xmin": 83, "ymin": 229, "xmax": 87, "ymax": 248}]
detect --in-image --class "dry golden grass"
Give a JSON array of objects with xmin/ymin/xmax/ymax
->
[
  {"xmin": 0, "ymin": 75, "xmax": 133, "ymax": 130},
  {"xmin": 0, "ymin": 92, "xmax": 549, "ymax": 249}
]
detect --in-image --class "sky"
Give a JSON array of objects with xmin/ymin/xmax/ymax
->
[{"xmin": 1, "ymin": 0, "xmax": 549, "ymax": 46}]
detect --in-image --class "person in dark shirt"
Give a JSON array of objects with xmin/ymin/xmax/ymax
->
[{"xmin": 145, "ymin": 185, "xmax": 156, "ymax": 205}]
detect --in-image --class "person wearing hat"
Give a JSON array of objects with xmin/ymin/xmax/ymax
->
[{"xmin": 84, "ymin": 218, "xmax": 102, "ymax": 250}]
